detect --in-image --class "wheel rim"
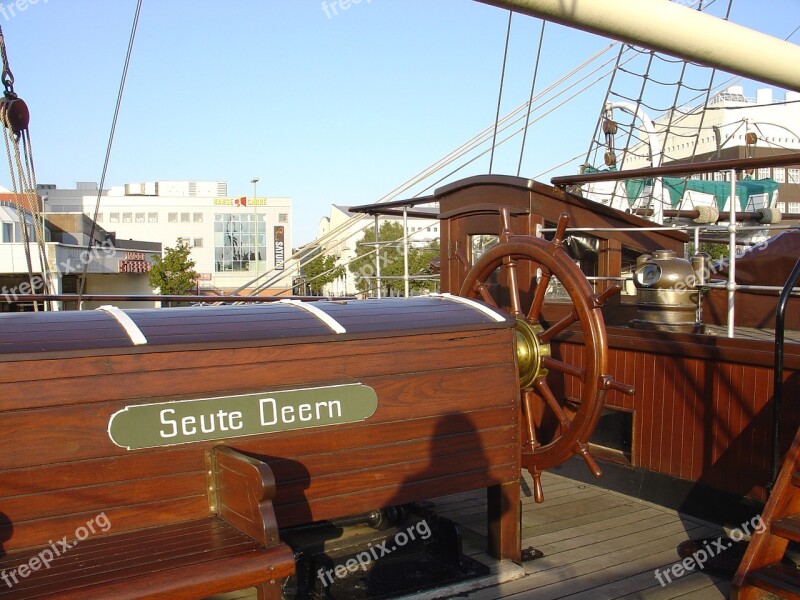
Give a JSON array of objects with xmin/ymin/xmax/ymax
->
[{"xmin": 456, "ymin": 209, "xmax": 631, "ymax": 501}]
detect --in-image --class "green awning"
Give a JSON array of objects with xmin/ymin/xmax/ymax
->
[{"xmin": 624, "ymin": 177, "xmax": 779, "ymax": 210}]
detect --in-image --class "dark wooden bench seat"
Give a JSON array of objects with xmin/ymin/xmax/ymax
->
[{"xmin": 0, "ymin": 446, "xmax": 295, "ymax": 600}]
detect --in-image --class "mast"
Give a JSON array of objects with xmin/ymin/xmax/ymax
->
[{"xmin": 474, "ymin": 0, "xmax": 800, "ymax": 92}]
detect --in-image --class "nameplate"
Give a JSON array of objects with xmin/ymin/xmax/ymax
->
[{"xmin": 108, "ymin": 383, "xmax": 378, "ymax": 450}]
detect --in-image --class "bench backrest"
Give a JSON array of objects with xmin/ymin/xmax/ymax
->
[{"xmin": 0, "ymin": 298, "xmax": 520, "ymax": 553}]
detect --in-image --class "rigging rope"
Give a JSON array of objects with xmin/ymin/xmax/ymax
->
[
  {"xmin": 489, "ymin": 11, "xmax": 512, "ymax": 174},
  {"xmin": 243, "ymin": 41, "xmax": 624, "ymax": 296},
  {"xmin": 517, "ymin": 20, "xmax": 546, "ymax": 177},
  {"xmin": 78, "ymin": 0, "xmax": 143, "ymax": 302},
  {"xmin": 0, "ymin": 25, "xmax": 54, "ymax": 310},
  {"xmin": 584, "ymin": 0, "xmax": 736, "ymax": 213}
]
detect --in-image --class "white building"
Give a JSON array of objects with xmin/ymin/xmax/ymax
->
[
  {"xmin": 585, "ymin": 86, "xmax": 800, "ymax": 218},
  {"xmin": 315, "ymin": 204, "xmax": 439, "ymax": 296},
  {"xmin": 0, "ymin": 198, "xmax": 160, "ymax": 311},
  {"xmin": 620, "ymin": 86, "xmax": 800, "ymax": 171},
  {"xmin": 40, "ymin": 181, "xmax": 293, "ymax": 295}
]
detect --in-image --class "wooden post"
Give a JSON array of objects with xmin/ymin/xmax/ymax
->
[
  {"xmin": 487, "ymin": 480, "xmax": 522, "ymax": 562},
  {"xmin": 598, "ymin": 239, "xmax": 622, "ymax": 293}
]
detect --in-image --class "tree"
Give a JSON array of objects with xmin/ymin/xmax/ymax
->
[
  {"xmin": 302, "ymin": 253, "xmax": 344, "ymax": 295},
  {"xmin": 408, "ymin": 239, "xmax": 439, "ymax": 293},
  {"xmin": 349, "ymin": 222, "xmax": 439, "ymax": 296},
  {"xmin": 148, "ymin": 240, "xmax": 199, "ymax": 296}
]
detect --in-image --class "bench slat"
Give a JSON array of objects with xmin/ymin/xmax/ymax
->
[
  {"xmin": 0, "ymin": 472, "xmax": 205, "ymax": 523},
  {"xmin": 0, "ymin": 544, "xmax": 294, "ymax": 600},
  {"xmin": 0, "ymin": 497, "xmax": 209, "ymax": 553}
]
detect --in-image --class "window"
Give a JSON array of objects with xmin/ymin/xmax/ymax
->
[
  {"xmin": 788, "ymin": 202, "xmax": 800, "ymax": 214},
  {"xmin": 758, "ymin": 168, "xmax": 770, "ymax": 180},
  {"xmin": 168, "ymin": 213, "xmax": 178, "ymax": 223},
  {"xmin": 122, "ymin": 212, "xmax": 132, "ymax": 223},
  {"xmin": 213, "ymin": 213, "xmax": 266, "ymax": 272},
  {"xmin": 193, "ymin": 238, "xmax": 203, "ymax": 248},
  {"xmin": 180, "ymin": 213, "xmax": 190, "ymax": 223},
  {"xmin": 278, "ymin": 213, "xmax": 288, "ymax": 223},
  {"xmin": 96, "ymin": 213, "xmax": 103, "ymax": 223},
  {"xmin": 789, "ymin": 169, "xmax": 800, "ymax": 184},
  {"xmin": 109, "ymin": 213, "xmax": 119, "ymax": 223},
  {"xmin": 2, "ymin": 222, "xmax": 13, "ymax": 243},
  {"xmin": 470, "ymin": 235, "xmax": 499, "ymax": 262},
  {"xmin": 774, "ymin": 168, "xmax": 786, "ymax": 183},
  {"xmin": 148, "ymin": 212, "xmax": 158, "ymax": 223},
  {"xmin": 135, "ymin": 212, "xmax": 145, "ymax": 223},
  {"xmin": 193, "ymin": 213, "xmax": 203, "ymax": 223}
]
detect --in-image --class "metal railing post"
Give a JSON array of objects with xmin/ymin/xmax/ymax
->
[
  {"xmin": 403, "ymin": 207, "xmax": 410, "ymax": 298},
  {"xmin": 727, "ymin": 170, "xmax": 737, "ymax": 338},
  {"xmin": 374, "ymin": 214, "xmax": 381, "ymax": 299}
]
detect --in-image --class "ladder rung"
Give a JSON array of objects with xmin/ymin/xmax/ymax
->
[
  {"xmin": 773, "ymin": 515, "xmax": 800, "ymax": 543},
  {"xmin": 747, "ymin": 563, "xmax": 800, "ymax": 599}
]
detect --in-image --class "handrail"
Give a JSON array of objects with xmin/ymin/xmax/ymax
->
[
  {"xmin": 1, "ymin": 294, "xmax": 353, "ymax": 304},
  {"xmin": 768, "ymin": 256, "xmax": 800, "ymax": 493},
  {"xmin": 550, "ymin": 152, "xmax": 800, "ymax": 188}
]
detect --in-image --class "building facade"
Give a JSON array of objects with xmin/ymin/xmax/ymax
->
[
  {"xmin": 0, "ymin": 201, "xmax": 160, "ymax": 311},
  {"xmin": 618, "ymin": 86, "xmax": 800, "ymax": 214},
  {"xmin": 315, "ymin": 205, "xmax": 440, "ymax": 297},
  {"xmin": 40, "ymin": 181, "xmax": 293, "ymax": 294}
]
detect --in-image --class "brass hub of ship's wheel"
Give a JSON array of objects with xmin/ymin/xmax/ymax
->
[
  {"xmin": 514, "ymin": 318, "xmax": 549, "ymax": 389},
  {"xmin": 457, "ymin": 208, "xmax": 634, "ymax": 503}
]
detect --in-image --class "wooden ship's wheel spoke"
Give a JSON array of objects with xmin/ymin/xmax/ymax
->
[
  {"xmin": 540, "ymin": 310, "xmax": 579, "ymax": 344},
  {"xmin": 528, "ymin": 267, "xmax": 552, "ymax": 322},
  {"xmin": 502, "ymin": 256, "xmax": 523, "ymax": 316},
  {"xmin": 458, "ymin": 208, "xmax": 634, "ymax": 502},
  {"xmin": 542, "ymin": 356, "xmax": 583, "ymax": 379},
  {"xmin": 534, "ymin": 376, "xmax": 572, "ymax": 431},
  {"xmin": 521, "ymin": 389, "xmax": 543, "ymax": 451}
]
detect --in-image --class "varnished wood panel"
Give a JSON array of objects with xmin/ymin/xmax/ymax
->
[
  {"xmin": 0, "ymin": 364, "xmax": 516, "ymax": 469},
  {"xmin": 0, "ymin": 331, "xmax": 511, "ymax": 410},
  {"xmin": 0, "ymin": 317, "xmax": 520, "ymax": 554},
  {"xmin": 556, "ymin": 333, "xmax": 800, "ymax": 502}
]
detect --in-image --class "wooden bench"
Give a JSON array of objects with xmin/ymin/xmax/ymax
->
[
  {"xmin": 0, "ymin": 446, "xmax": 294, "ymax": 599},
  {"xmin": 0, "ymin": 296, "xmax": 521, "ymax": 598}
]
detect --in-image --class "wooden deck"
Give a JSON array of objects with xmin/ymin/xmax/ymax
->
[
  {"xmin": 434, "ymin": 469, "xmax": 732, "ymax": 599},
  {"xmin": 209, "ymin": 468, "xmax": 737, "ymax": 599}
]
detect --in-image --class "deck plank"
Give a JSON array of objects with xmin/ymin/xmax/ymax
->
[{"xmin": 205, "ymin": 470, "xmax": 733, "ymax": 599}]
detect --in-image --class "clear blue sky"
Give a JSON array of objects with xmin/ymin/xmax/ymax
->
[{"xmin": 3, "ymin": 0, "xmax": 799, "ymax": 244}]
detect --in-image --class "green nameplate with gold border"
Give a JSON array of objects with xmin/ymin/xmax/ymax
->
[{"xmin": 108, "ymin": 383, "xmax": 378, "ymax": 450}]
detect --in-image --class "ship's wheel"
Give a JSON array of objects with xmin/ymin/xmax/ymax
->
[{"xmin": 457, "ymin": 208, "xmax": 634, "ymax": 502}]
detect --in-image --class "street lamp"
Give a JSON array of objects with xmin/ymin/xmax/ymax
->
[{"xmin": 251, "ymin": 178, "xmax": 260, "ymax": 286}]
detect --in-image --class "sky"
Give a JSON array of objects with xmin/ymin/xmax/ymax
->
[{"xmin": 2, "ymin": 0, "xmax": 799, "ymax": 245}]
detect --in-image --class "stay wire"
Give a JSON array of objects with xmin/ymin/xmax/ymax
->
[
  {"xmin": 517, "ymin": 20, "xmax": 545, "ymax": 177},
  {"xmin": 489, "ymin": 11, "xmax": 512, "ymax": 174},
  {"xmin": 78, "ymin": 0, "xmax": 143, "ymax": 301}
]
